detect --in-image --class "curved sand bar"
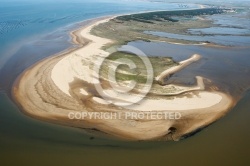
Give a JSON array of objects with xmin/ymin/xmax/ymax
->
[
  {"xmin": 13, "ymin": 16, "xmax": 234, "ymax": 141},
  {"xmin": 156, "ymin": 54, "xmax": 201, "ymax": 85}
]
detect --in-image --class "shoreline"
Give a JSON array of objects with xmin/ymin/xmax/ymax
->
[{"xmin": 12, "ymin": 12, "xmax": 235, "ymax": 141}]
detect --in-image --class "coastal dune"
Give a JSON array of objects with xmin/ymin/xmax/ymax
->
[{"xmin": 13, "ymin": 15, "xmax": 234, "ymax": 141}]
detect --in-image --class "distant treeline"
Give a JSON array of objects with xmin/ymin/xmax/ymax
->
[{"xmin": 116, "ymin": 8, "xmax": 227, "ymax": 23}]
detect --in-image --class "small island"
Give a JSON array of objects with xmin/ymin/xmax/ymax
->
[{"xmin": 13, "ymin": 8, "xmax": 235, "ymax": 141}]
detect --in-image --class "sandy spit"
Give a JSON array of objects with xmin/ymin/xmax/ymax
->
[{"xmin": 13, "ymin": 16, "xmax": 235, "ymax": 141}]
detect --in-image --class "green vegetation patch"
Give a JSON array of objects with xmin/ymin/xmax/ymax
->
[
  {"xmin": 116, "ymin": 8, "xmax": 226, "ymax": 23},
  {"xmin": 99, "ymin": 51, "xmax": 178, "ymax": 84},
  {"xmin": 91, "ymin": 8, "xmax": 228, "ymax": 48}
]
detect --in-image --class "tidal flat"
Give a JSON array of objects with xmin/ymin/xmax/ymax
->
[
  {"xmin": 13, "ymin": 8, "xmax": 243, "ymax": 141},
  {"xmin": 1, "ymin": 3, "xmax": 250, "ymax": 165}
]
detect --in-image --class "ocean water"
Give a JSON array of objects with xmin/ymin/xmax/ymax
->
[
  {"xmin": 0, "ymin": 0, "xmax": 250, "ymax": 165},
  {"xmin": 0, "ymin": 0, "xmax": 200, "ymax": 69}
]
